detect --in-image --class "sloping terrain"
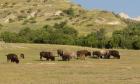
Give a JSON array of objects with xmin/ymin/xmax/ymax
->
[{"xmin": 0, "ymin": 0, "xmax": 127, "ymax": 36}]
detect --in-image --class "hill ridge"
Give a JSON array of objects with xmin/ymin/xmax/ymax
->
[{"xmin": 0, "ymin": 0, "xmax": 130, "ymax": 35}]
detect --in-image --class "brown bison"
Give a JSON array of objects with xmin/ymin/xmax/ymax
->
[
  {"xmin": 92, "ymin": 50, "xmax": 110, "ymax": 59},
  {"xmin": 108, "ymin": 50, "xmax": 120, "ymax": 59},
  {"xmin": 40, "ymin": 51, "xmax": 55, "ymax": 61},
  {"xmin": 6, "ymin": 53, "xmax": 19, "ymax": 64},
  {"xmin": 20, "ymin": 53, "xmax": 25, "ymax": 59},
  {"xmin": 92, "ymin": 51, "xmax": 102, "ymax": 58},
  {"xmin": 77, "ymin": 50, "xmax": 91, "ymax": 60},
  {"xmin": 57, "ymin": 49, "xmax": 76, "ymax": 61},
  {"xmin": 92, "ymin": 50, "xmax": 120, "ymax": 59}
]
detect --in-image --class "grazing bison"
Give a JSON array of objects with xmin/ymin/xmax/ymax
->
[
  {"xmin": 108, "ymin": 50, "xmax": 120, "ymax": 59},
  {"xmin": 92, "ymin": 50, "xmax": 120, "ymax": 59},
  {"xmin": 40, "ymin": 51, "xmax": 55, "ymax": 61},
  {"xmin": 92, "ymin": 51, "xmax": 102, "ymax": 58},
  {"xmin": 77, "ymin": 50, "xmax": 91, "ymax": 60},
  {"xmin": 92, "ymin": 50, "xmax": 110, "ymax": 59},
  {"xmin": 6, "ymin": 53, "xmax": 19, "ymax": 64},
  {"xmin": 20, "ymin": 53, "xmax": 25, "ymax": 59},
  {"xmin": 57, "ymin": 49, "xmax": 76, "ymax": 61},
  {"xmin": 100, "ymin": 50, "xmax": 110, "ymax": 59}
]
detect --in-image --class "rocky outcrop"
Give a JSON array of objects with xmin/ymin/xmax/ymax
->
[
  {"xmin": 4, "ymin": 14, "xmax": 17, "ymax": 23},
  {"xmin": 54, "ymin": 10, "xmax": 63, "ymax": 16}
]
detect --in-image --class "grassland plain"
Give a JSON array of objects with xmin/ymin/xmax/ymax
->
[{"xmin": 0, "ymin": 43, "xmax": 140, "ymax": 84}]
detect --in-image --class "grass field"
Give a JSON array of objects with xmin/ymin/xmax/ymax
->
[{"xmin": 0, "ymin": 43, "xmax": 140, "ymax": 84}]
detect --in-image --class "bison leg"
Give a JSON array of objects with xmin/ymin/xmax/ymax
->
[
  {"xmin": 67, "ymin": 58, "xmax": 69, "ymax": 61},
  {"xmin": 51, "ymin": 57, "xmax": 55, "ymax": 61},
  {"xmin": 15, "ymin": 59, "xmax": 19, "ymax": 64},
  {"xmin": 62, "ymin": 56, "xmax": 66, "ymax": 61},
  {"xmin": 80, "ymin": 55, "xmax": 85, "ymax": 60},
  {"xmin": 76, "ymin": 54, "xmax": 79, "ymax": 59},
  {"xmin": 107, "ymin": 55, "xmax": 110, "ymax": 59},
  {"xmin": 117, "ymin": 56, "xmax": 120, "ymax": 59},
  {"xmin": 64, "ymin": 57, "xmax": 67, "ymax": 61},
  {"xmin": 77, "ymin": 56, "xmax": 80, "ymax": 59},
  {"xmin": 67, "ymin": 56, "xmax": 70, "ymax": 61},
  {"xmin": 115, "ymin": 55, "xmax": 120, "ymax": 59},
  {"xmin": 40, "ymin": 56, "xmax": 43, "ymax": 60},
  {"xmin": 112, "ymin": 54, "xmax": 120, "ymax": 59},
  {"xmin": 104, "ymin": 55, "xmax": 110, "ymax": 59},
  {"xmin": 22, "ymin": 56, "xmax": 24, "ymax": 59},
  {"xmin": 98, "ymin": 55, "xmax": 102, "ymax": 59},
  {"xmin": 46, "ymin": 58, "xmax": 49, "ymax": 61},
  {"xmin": 7, "ymin": 59, "xmax": 10, "ymax": 62},
  {"xmin": 7, "ymin": 56, "xmax": 11, "ymax": 62},
  {"xmin": 11, "ymin": 59, "xmax": 14, "ymax": 63}
]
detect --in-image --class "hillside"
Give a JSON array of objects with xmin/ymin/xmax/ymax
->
[{"xmin": 0, "ymin": 0, "xmax": 128, "ymax": 36}]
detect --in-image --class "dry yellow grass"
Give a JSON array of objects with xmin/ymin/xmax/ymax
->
[{"xmin": 0, "ymin": 43, "xmax": 140, "ymax": 84}]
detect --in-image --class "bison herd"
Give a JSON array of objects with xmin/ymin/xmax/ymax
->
[{"xmin": 6, "ymin": 49, "xmax": 120, "ymax": 64}]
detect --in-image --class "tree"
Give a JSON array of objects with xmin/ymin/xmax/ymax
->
[
  {"xmin": 84, "ymin": 32, "xmax": 98, "ymax": 47},
  {"xmin": 96, "ymin": 28, "xmax": 107, "ymax": 48},
  {"xmin": 47, "ymin": 33, "xmax": 74, "ymax": 45},
  {"xmin": 0, "ymin": 31, "xmax": 18, "ymax": 43}
]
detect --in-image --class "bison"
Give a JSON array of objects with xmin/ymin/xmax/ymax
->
[
  {"xmin": 77, "ymin": 50, "xmax": 91, "ymax": 60},
  {"xmin": 108, "ymin": 50, "xmax": 120, "ymax": 59},
  {"xmin": 92, "ymin": 50, "xmax": 110, "ymax": 59},
  {"xmin": 92, "ymin": 50, "xmax": 120, "ymax": 59},
  {"xmin": 57, "ymin": 49, "xmax": 76, "ymax": 61},
  {"xmin": 6, "ymin": 53, "xmax": 19, "ymax": 64},
  {"xmin": 92, "ymin": 51, "xmax": 102, "ymax": 58},
  {"xmin": 40, "ymin": 51, "xmax": 55, "ymax": 61}
]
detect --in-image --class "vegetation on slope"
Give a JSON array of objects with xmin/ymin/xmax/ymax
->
[
  {"xmin": 0, "ymin": 0, "xmax": 127, "ymax": 35},
  {"xmin": 0, "ymin": 21, "xmax": 140, "ymax": 49}
]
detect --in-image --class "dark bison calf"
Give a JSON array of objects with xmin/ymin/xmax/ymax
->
[
  {"xmin": 6, "ymin": 53, "xmax": 19, "ymax": 64},
  {"xmin": 40, "ymin": 51, "xmax": 55, "ymax": 61},
  {"xmin": 20, "ymin": 53, "xmax": 25, "ymax": 59}
]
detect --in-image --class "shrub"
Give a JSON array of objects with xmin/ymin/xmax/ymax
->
[{"xmin": 63, "ymin": 8, "xmax": 75, "ymax": 16}]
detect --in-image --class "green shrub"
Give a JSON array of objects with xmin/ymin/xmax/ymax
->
[{"xmin": 63, "ymin": 8, "xmax": 75, "ymax": 16}]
